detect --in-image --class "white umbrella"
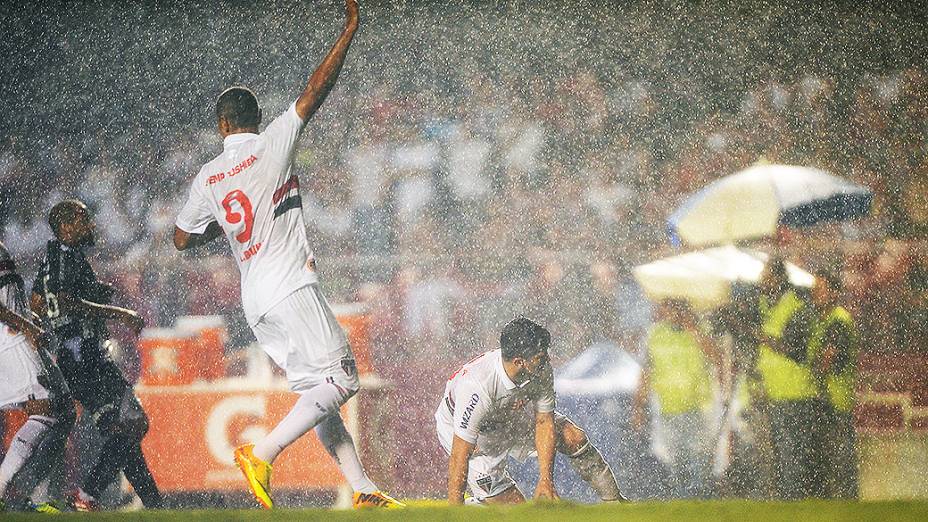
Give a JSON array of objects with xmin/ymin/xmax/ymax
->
[
  {"xmin": 632, "ymin": 245, "xmax": 814, "ymax": 311},
  {"xmin": 668, "ymin": 164, "xmax": 872, "ymax": 247}
]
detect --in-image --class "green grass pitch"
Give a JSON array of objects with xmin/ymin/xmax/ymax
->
[{"xmin": 4, "ymin": 500, "xmax": 928, "ymax": 521}]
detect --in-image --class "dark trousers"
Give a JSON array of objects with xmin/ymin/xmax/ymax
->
[
  {"xmin": 824, "ymin": 409, "xmax": 859, "ymax": 499},
  {"xmin": 767, "ymin": 398, "xmax": 828, "ymax": 500},
  {"xmin": 56, "ymin": 347, "xmax": 162, "ymax": 508}
]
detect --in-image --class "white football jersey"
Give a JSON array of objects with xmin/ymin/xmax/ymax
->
[
  {"xmin": 436, "ymin": 349, "xmax": 556, "ymax": 445},
  {"xmin": 177, "ymin": 102, "xmax": 317, "ymax": 325},
  {"xmin": 0, "ymin": 241, "xmax": 29, "ymax": 352}
]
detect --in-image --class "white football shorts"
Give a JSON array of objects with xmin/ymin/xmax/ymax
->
[
  {"xmin": 437, "ymin": 407, "xmax": 550, "ymax": 500},
  {"xmin": 251, "ymin": 283, "xmax": 357, "ymax": 393},
  {"xmin": 0, "ymin": 339, "xmax": 52, "ymax": 408}
]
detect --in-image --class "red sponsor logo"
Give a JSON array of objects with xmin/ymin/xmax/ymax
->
[
  {"xmin": 207, "ymin": 155, "xmax": 259, "ymax": 186},
  {"xmin": 240, "ymin": 242, "xmax": 262, "ymax": 262}
]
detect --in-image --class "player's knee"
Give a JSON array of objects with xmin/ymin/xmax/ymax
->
[
  {"xmin": 557, "ymin": 420, "xmax": 588, "ymax": 455},
  {"xmin": 118, "ymin": 411, "xmax": 150, "ymax": 441}
]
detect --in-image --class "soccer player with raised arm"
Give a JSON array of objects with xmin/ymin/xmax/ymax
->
[
  {"xmin": 0, "ymin": 241, "xmax": 74, "ymax": 513},
  {"xmin": 437, "ymin": 317, "xmax": 626, "ymax": 505},
  {"xmin": 173, "ymin": 0, "xmax": 401, "ymax": 510}
]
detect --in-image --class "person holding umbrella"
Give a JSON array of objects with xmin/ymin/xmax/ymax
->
[
  {"xmin": 808, "ymin": 270, "xmax": 859, "ymax": 499},
  {"xmin": 752, "ymin": 256, "xmax": 826, "ymax": 500}
]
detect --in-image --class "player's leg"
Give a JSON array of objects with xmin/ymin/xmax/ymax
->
[
  {"xmin": 314, "ymin": 406, "xmax": 402, "ymax": 507},
  {"xmin": 465, "ymin": 452, "xmax": 524, "ymax": 505},
  {"xmin": 0, "ymin": 399, "xmax": 73, "ymax": 508},
  {"xmin": 554, "ymin": 414, "xmax": 625, "ymax": 501},
  {"xmin": 314, "ymin": 405, "xmax": 376, "ymax": 493},
  {"xmin": 120, "ymin": 443, "xmax": 162, "ymax": 508},
  {"xmin": 0, "ymin": 344, "xmax": 75, "ymax": 509},
  {"xmin": 234, "ymin": 379, "xmax": 351, "ymax": 509},
  {"xmin": 76, "ymin": 363, "xmax": 161, "ymax": 510},
  {"xmin": 253, "ymin": 381, "xmax": 353, "ymax": 464},
  {"xmin": 114, "ymin": 390, "xmax": 162, "ymax": 508},
  {"xmin": 83, "ymin": 394, "xmax": 161, "ymax": 508},
  {"xmin": 243, "ymin": 285, "xmax": 402, "ymax": 508},
  {"xmin": 82, "ymin": 388, "xmax": 161, "ymax": 509}
]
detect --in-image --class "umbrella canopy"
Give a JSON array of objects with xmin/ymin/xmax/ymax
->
[
  {"xmin": 632, "ymin": 245, "xmax": 815, "ymax": 311},
  {"xmin": 668, "ymin": 164, "xmax": 872, "ymax": 247}
]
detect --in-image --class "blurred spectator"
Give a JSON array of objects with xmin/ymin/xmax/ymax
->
[
  {"xmin": 632, "ymin": 299, "xmax": 719, "ymax": 499},
  {"xmin": 753, "ymin": 257, "xmax": 826, "ymax": 500},
  {"xmin": 809, "ymin": 270, "xmax": 859, "ymax": 499}
]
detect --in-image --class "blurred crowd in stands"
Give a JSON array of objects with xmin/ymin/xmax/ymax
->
[{"xmin": 1, "ymin": 5, "xmax": 926, "ymax": 365}]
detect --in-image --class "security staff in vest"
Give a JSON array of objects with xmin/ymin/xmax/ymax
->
[
  {"xmin": 753, "ymin": 256, "xmax": 826, "ymax": 500},
  {"xmin": 808, "ymin": 270, "xmax": 858, "ymax": 499},
  {"xmin": 632, "ymin": 298, "xmax": 719, "ymax": 498}
]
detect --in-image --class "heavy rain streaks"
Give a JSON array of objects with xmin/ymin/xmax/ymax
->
[{"xmin": 0, "ymin": 0, "xmax": 927, "ymax": 514}]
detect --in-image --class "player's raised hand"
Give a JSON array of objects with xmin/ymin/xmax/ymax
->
[
  {"xmin": 346, "ymin": 0, "xmax": 359, "ymax": 28},
  {"xmin": 124, "ymin": 310, "xmax": 146, "ymax": 336}
]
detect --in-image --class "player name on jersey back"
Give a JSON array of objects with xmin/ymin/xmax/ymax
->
[
  {"xmin": 206, "ymin": 154, "xmax": 258, "ymax": 186},
  {"xmin": 176, "ymin": 102, "xmax": 317, "ymax": 325}
]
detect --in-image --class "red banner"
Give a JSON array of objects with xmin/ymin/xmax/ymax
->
[{"xmin": 136, "ymin": 386, "xmax": 345, "ymax": 492}]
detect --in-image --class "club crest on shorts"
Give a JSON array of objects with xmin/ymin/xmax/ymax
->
[
  {"xmin": 476, "ymin": 474, "xmax": 493, "ymax": 493},
  {"xmin": 341, "ymin": 356, "xmax": 357, "ymax": 377}
]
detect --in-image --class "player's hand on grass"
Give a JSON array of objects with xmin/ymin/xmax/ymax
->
[{"xmin": 533, "ymin": 479, "xmax": 559, "ymax": 501}]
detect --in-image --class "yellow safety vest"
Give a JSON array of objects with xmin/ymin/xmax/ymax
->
[
  {"xmin": 808, "ymin": 306, "xmax": 857, "ymax": 412},
  {"xmin": 755, "ymin": 290, "xmax": 819, "ymax": 402},
  {"xmin": 647, "ymin": 322, "xmax": 713, "ymax": 415}
]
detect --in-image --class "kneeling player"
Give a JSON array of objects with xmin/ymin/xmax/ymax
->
[
  {"xmin": 0, "ymin": 241, "xmax": 74, "ymax": 513},
  {"xmin": 436, "ymin": 317, "xmax": 625, "ymax": 505}
]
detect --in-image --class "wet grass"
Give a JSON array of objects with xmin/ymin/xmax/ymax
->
[{"xmin": 5, "ymin": 499, "xmax": 928, "ymax": 521}]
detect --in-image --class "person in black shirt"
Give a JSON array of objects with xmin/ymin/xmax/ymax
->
[{"xmin": 31, "ymin": 200, "xmax": 162, "ymax": 510}]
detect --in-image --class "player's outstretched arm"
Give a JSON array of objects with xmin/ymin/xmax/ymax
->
[
  {"xmin": 533, "ymin": 411, "xmax": 559, "ymax": 501},
  {"xmin": 295, "ymin": 0, "xmax": 360, "ymax": 121},
  {"xmin": 32, "ymin": 290, "xmax": 145, "ymax": 336},
  {"xmin": 447, "ymin": 434, "xmax": 475, "ymax": 505},
  {"xmin": 0, "ymin": 302, "xmax": 44, "ymax": 342},
  {"xmin": 173, "ymin": 221, "xmax": 224, "ymax": 251}
]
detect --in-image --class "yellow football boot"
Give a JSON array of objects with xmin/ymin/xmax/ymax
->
[
  {"xmin": 352, "ymin": 490, "xmax": 406, "ymax": 509},
  {"xmin": 33, "ymin": 502, "xmax": 62, "ymax": 514},
  {"xmin": 234, "ymin": 444, "xmax": 273, "ymax": 509}
]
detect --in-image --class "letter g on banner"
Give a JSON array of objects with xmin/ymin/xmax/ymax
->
[{"xmin": 206, "ymin": 395, "xmax": 269, "ymax": 465}]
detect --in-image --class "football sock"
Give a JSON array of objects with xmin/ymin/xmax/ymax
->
[
  {"xmin": 0, "ymin": 416, "xmax": 56, "ymax": 500},
  {"xmin": 9, "ymin": 408, "xmax": 73, "ymax": 504},
  {"xmin": 83, "ymin": 434, "xmax": 131, "ymax": 500},
  {"xmin": 253, "ymin": 382, "xmax": 349, "ymax": 464},
  {"xmin": 568, "ymin": 442, "xmax": 625, "ymax": 501},
  {"xmin": 122, "ymin": 444, "xmax": 163, "ymax": 508},
  {"xmin": 315, "ymin": 412, "xmax": 378, "ymax": 494},
  {"xmin": 84, "ymin": 436, "xmax": 162, "ymax": 508}
]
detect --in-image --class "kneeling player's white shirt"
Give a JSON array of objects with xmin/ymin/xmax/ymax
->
[
  {"xmin": 176, "ymin": 102, "xmax": 317, "ymax": 326},
  {"xmin": 436, "ymin": 349, "xmax": 556, "ymax": 453}
]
